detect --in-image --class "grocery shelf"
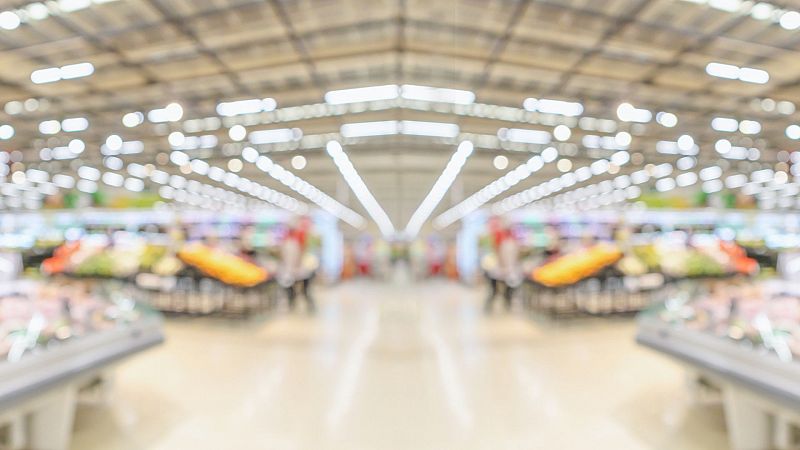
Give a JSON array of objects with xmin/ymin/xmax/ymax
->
[
  {"xmin": 0, "ymin": 316, "xmax": 163, "ymax": 409},
  {"xmin": 637, "ymin": 318, "xmax": 800, "ymax": 449}
]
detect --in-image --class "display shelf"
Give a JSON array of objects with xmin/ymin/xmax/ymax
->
[
  {"xmin": 638, "ymin": 317, "xmax": 800, "ymax": 450},
  {"xmin": 0, "ymin": 316, "xmax": 163, "ymax": 409}
]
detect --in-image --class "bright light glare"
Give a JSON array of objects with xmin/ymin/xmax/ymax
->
[
  {"xmin": 326, "ymin": 141, "xmax": 395, "ymax": 236},
  {"xmin": 405, "ymin": 141, "xmax": 474, "ymax": 237},
  {"xmin": 325, "ymin": 85, "xmax": 399, "ymax": 104},
  {"xmin": 400, "ymin": 85, "xmax": 475, "ymax": 105}
]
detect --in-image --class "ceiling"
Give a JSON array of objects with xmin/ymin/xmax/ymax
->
[{"xmin": 1, "ymin": 0, "xmax": 800, "ymax": 236}]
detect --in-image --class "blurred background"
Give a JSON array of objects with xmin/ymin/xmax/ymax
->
[{"xmin": 1, "ymin": 0, "xmax": 800, "ymax": 449}]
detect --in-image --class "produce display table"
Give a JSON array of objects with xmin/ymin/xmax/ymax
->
[
  {"xmin": 0, "ymin": 317, "xmax": 163, "ymax": 450},
  {"xmin": 637, "ymin": 318, "xmax": 800, "ymax": 450}
]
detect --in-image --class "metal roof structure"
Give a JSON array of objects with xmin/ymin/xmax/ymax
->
[{"xmin": 1, "ymin": 0, "xmax": 800, "ymax": 236}]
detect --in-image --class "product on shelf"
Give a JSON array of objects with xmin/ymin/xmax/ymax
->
[
  {"xmin": 177, "ymin": 243, "xmax": 268, "ymax": 287},
  {"xmin": 0, "ymin": 281, "xmax": 145, "ymax": 359},
  {"xmin": 532, "ymin": 243, "xmax": 623, "ymax": 287},
  {"xmin": 41, "ymin": 241, "xmax": 82, "ymax": 275}
]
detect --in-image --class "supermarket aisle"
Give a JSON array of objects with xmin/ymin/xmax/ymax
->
[{"xmin": 71, "ymin": 280, "xmax": 727, "ymax": 450}]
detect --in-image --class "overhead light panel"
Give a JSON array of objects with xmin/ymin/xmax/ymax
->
[
  {"xmin": 405, "ymin": 141, "xmax": 474, "ymax": 238},
  {"xmin": 31, "ymin": 62, "xmax": 94, "ymax": 84},
  {"xmin": 216, "ymin": 98, "xmax": 277, "ymax": 116},
  {"xmin": 324, "ymin": 85, "xmax": 399, "ymax": 104},
  {"xmin": 498, "ymin": 128, "xmax": 551, "ymax": 144},
  {"xmin": 706, "ymin": 62, "xmax": 769, "ymax": 84},
  {"xmin": 147, "ymin": 103, "xmax": 183, "ymax": 123},
  {"xmin": 616, "ymin": 103, "xmax": 652, "ymax": 123},
  {"xmin": 400, "ymin": 85, "xmax": 475, "ymax": 105},
  {"xmin": 326, "ymin": 141, "xmax": 394, "ymax": 236},
  {"xmin": 61, "ymin": 117, "xmax": 88, "ymax": 132},
  {"xmin": 400, "ymin": 120, "xmax": 459, "ymax": 138},
  {"xmin": 249, "ymin": 127, "xmax": 302, "ymax": 144},
  {"xmin": 341, "ymin": 121, "xmax": 398, "ymax": 138}
]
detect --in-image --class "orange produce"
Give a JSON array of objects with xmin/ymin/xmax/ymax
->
[
  {"xmin": 532, "ymin": 243, "xmax": 622, "ymax": 287},
  {"xmin": 178, "ymin": 243, "xmax": 268, "ymax": 287}
]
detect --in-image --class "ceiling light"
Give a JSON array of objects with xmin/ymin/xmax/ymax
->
[
  {"xmin": 715, "ymin": 139, "xmax": 732, "ymax": 154},
  {"xmin": 615, "ymin": 131, "xmax": 632, "ymax": 147},
  {"xmin": 52, "ymin": 174, "xmax": 74, "ymax": 189},
  {"xmin": 105, "ymin": 134, "xmax": 122, "ymax": 152},
  {"xmin": 703, "ymin": 179, "xmax": 723, "ymax": 193},
  {"xmin": 778, "ymin": 101, "xmax": 796, "ymax": 115},
  {"xmin": 656, "ymin": 178, "xmax": 676, "ymax": 192},
  {"xmin": 750, "ymin": 2, "xmax": 773, "ymax": 19},
  {"xmin": 4, "ymin": 101, "xmax": 22, "ymax": 115},
  {"xmin": 699, "ymin": 166, "xmax": 722, "ymax": 181},
  {"xmin": 523, "ymin": 98, "xmax": 584, "ymax": 116},
  {"xmin": 78, "ymin": 166, "xmax": 100, "ymax": 181},
  {"xmin": 61, "ymin": 117, "xmax": 88, "ymax": 132},
  {"xmin": 0, "ymin": 11, "xmax": 21, "ymax": 30},
  {"xmin": 103, "ymin": 156, "xmax": 123, "ymax": 171},
  {"xmin": 676, "ymin": 172, "xmax": 698, "ymax": 187},
  {"xmin": 31, "ymin": 62, "xmax": 94, "ymax": 84},
  {"xmin": 498, "ymin": 128, "xmax": 551, "ymax": 144},
  {"xmin": 656, "ymin": 112, "xmax": 677, "ymax": 127},
  {"xmin": 38, "ymin": 120, "xmax": 60, "ymax": 134},
  {"xmin": 400, "ymin": 85, "xmax": 475, "ymax": 105},
  {"xmin": 557, "ymin": 159, "xmax": 572, "ymax": 172},
  {"xmin": 677, "ymin": 156, "xmax": 697, "ymax": 170},
  {"xmin": 76, "ymin": 179, "xmax": 97, "ymax": 194},
  {"xmin": 739, "ymin": 120, "xmax": 761, "ymax": 135},
  {"xmin": 493, "ymin": 155, "xmax": 509, "ymax": 170},
  {"xmin": 0, "ymin": 125, "xmax": 14, "ymax": 140},
  {"xmin": 706, "ymin": 62, "xmax": 769, "ymax": 84},
  {"xmin": 249, "ymin": 128, "xmax": 302, "ymax": 144},
  {"xmin": 787, "ymin": 125, "xmax": 800, "ymax": 139},
  {"xmin": 228, "ymin": 159, "xmax": 243, "ymax": 173},
  {"xmin": 711, "ymin": 117, "xmax": 738, "ymax": 132},
  {"xmin": 229, "ymin": 125, "xmax": 247, "ymax": 141},
  {"xmin": 553, "ymin": 125, "xmax": 571, "ymax": 141},
  {"xmin": 68, "ymin": 139, "xmax": 85, "ymax": 154},
  {"xmin": 26, "ymin": 3, "xmax": 49, "ymax": 20},
  {"xmin": 241, "ymin": 147, "xmax": 259, "ymax": 163},
  {"xmin": 616, "ymin": 103, "xmax": 652, "ymax": 123},
  {"xmin": 400, "ymin": 120, "xmax": 459, "ymax": 138},
  {"xmin": 324, "ymin": 85, "xmax": 399, "ymax": 104},
  {"xmin": 147, "ymin": 103, "xmax": 183, "ymax": 123},
  {"xmin": 341, "ymin": 120, "xmax": 398, "ymax": 137},
  {"xmin": 124, "ymin": 177, "xmax": 144, "ymax": 192},
  {"xmin": 122, "ymin": 112, "xmax": 144, "ymax": 127},
  {"xmin": 168, "ymin": 131, "xmax": 185, "ymax": 147},
  {"xmin": 216, "ymin": 98, "xmax": 277, "ymax": 116},
  {"xmin": 677, "ymin": 135, "xmax": 694, "ymax": 152},
  {"xmin": 102, "ymin": 172, "xmax": 123, "ymax": 187},
  {"xmin": 291, "ymin": 155, "xmax": 307, "ymax": 170},
  {"xmin": 780, "ymin": 11, "xmax": 800, "ymax": 29},
  {"xmin": 326, "ymin": 141, "xmax": 394, "ymax": 236}
]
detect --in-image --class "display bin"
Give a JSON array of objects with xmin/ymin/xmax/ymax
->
[{"xmin": 636, "ymin": 279, "xmax": 800, "ymax": 450}]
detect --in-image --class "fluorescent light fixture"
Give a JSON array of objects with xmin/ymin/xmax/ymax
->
[
  {"xmin": 708, "ymin": 0, "xmax": 742, "ymax": 13},
  {"xmin": 77, "ymin": 166, "xmax": 100, "ymax": 181},
  {"xmin": 324, "ymin": 85, "xmax": 399, "ymax": 104},
  {"xmin": 52, "ymin": 174, "xmax": 74, "ymax": 189},
  {"xmin": 706, "ymin": 62, "xmax": 769, "ymax": 84},
  {"xmin": 739, "ymin": 120, "xmax": 761, "ymax": 135},
  {"xmin": 434, "ymin": 152, "xmax": 554, "ymax": 228},
  {"xmin": 677, "ymin": 135, "xmax": 694, "ymax": 152},
  {"xmin": 656, "ymin": 140, "xmax": 698, "ymax": 155},
  {"xmin": 122, "ymin": 112, "xmax": 144, "ymax": 127},
  {"xmin": 699, "ymin": 166, "xmax": 722, "ymax": 181},
  {"xmin": 400, "ymin": 85, "xmax": 475, "ymax": 105},
  {"xmin": 401, "ymin": 120, "xmax": 459, "ymax": 138},
  {"xmin": 711, "ymin": 117, "xmax": 738, "ymax": 132},
  {"xmin": 249, "ymin": 127, "xmax": 302, "ymax": 144},
  {"xmin": 553, "ymin": 125, "xmax": 571, "ymax": 141},
  {"xmin": 326, "ymin": 141, "xmax": 394, "ymax": 236},
  {"xmin": 61, "ymin": 117, "xmax": 88, "ymax": 132},
  {"xmin": 124, "ymin": 177, "xmax": 144, "ymax": 192},
  {"xmin": 216, "ymin": 98, "xmax": 277, "ymax": 116},
  {"xmin": 616, "ymin": 103, "xmax": 652, "ymax": 123},
  {"xmin": 523, "ymin": 98, "xmax": 584, "ymax": 116},
  {"xmin": 780, "ymin": 11, "xmax": 800, "ymax": 29},
  {"xmin": 703, "ymin": 179, "xmax": 723, "ymax": 193},
  {"xmin": 147, "ymin": 103, "xmax": 183, "ymax": 123},
  {"xmin": 59, "ymin": 0, "xmax": 91, "ymax": 13},
  {"xmin": 405, "ymin": 141, "xmax": 474, "ymax": 237},
  {"xmin": 0, "ymin": 11, "xmax": 21, "ymax": 30},
  {"xmin": 38, "ymin": 120, "xmax": 60, "ymax": 134},
  {"xmin": 31, "ymin": 62, "xmax": 94, "ymax": 84},
  {"xmin": 726, "ymin": 174, "xmax": 748, "ymax": 188},
  {"xmin": 0, "ymin": 124, "xmax": 14, "ymax": 140},
  {"xmin": 498, "ymin": 128, "xmax": 551, "ymax": 144},
  {"xmin": 341, "ymin": 121, "xmax": 398, "ymax": 138},
  {"xmin": 656, "ymin": 178, "xmax": 676, "ymax": 192},
  {"xmin": 676, "ymin": 172, "xmax": 698, "ymax": 187},
  {"xmin": 656, "ymin": 112, "xmax": 677, "ymax": 127},
  {"xmin": 787, "ymin": 125, "xmax": 800, "ymax": 140},
  {"xmin": 677, "ymin": 156, "xmax": 697, "ymax": 170},
  {"xmin": 102, "ymin": 172, "xmax": 124, "ymax": 187},
  {"xmin": 101, "ymin": 140, "xmax": 143, "ymax": 156}
]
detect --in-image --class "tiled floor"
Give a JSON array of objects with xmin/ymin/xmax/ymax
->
[{"xmin": 70, "ymin": 279, "xmax": 728, "ymax": 449}]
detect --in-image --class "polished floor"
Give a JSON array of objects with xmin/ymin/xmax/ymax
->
[{"xmin": 71, "ymin": 279, "xmax": 728, "ymax": 450}]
